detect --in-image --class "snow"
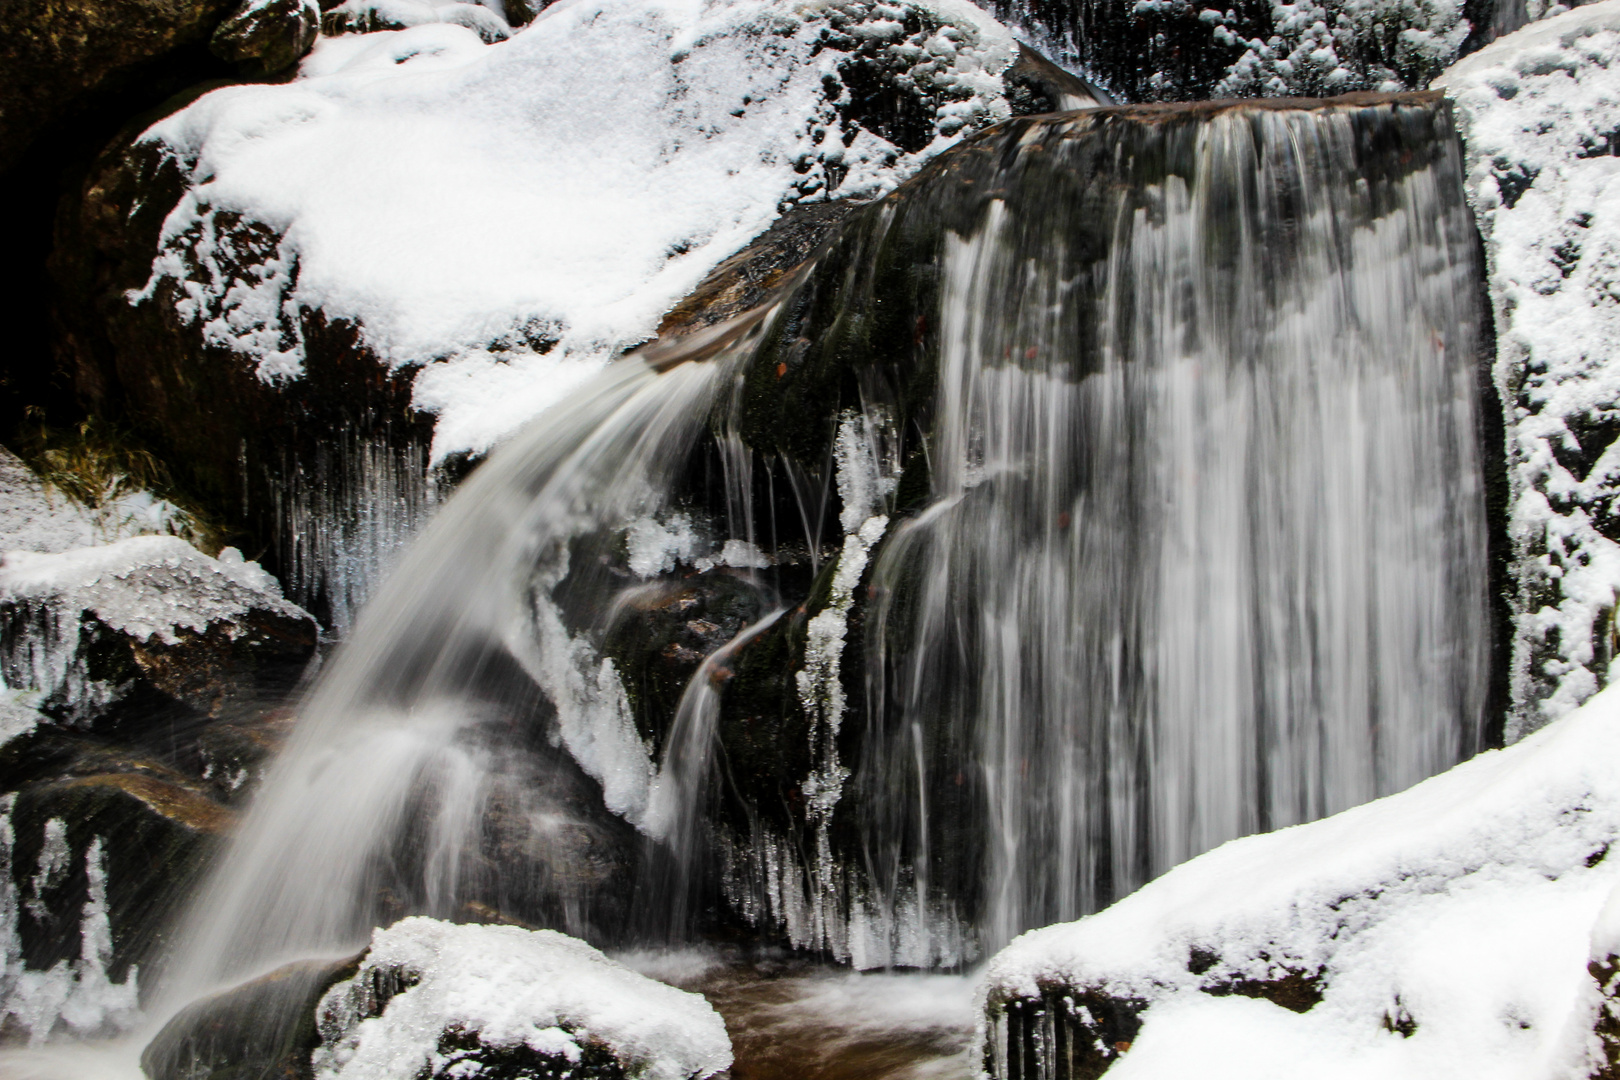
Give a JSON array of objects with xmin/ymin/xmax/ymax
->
[
  {"xmin": 323, "ymin": 0, "xmax": 513, "ymax": 42},
  {"xmin": 312, "ymin": 917, "xmax": 732, "ymax": 1080},
  {"xmin": 0, "ymin": 536, "xmax": 301, "ymax": 646},
  {"xmin": 1437, "ymin": 1, "xmax": 1620, "ymax": 737},
  {"xmin": 1212, "ymin": 0, "xmax": 1469, "ymax": 98},
  {"xmin": 0, "ymin": 535, "xmax": 308, "ymax": 725},
  {"xmin": 979, "ymin": 681, "xmax": 1620, "ymax": 1080},
  {"xmin": 132, "ymin": 0, "xmax": 1023, "ymax": 461},
  {"xmin": 0, "ymin": 448, "xmax": 194, "ymax": 556}
]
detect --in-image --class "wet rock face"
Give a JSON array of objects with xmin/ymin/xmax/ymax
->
[
  {"xmin": 0, "ymin": 731, "xmax": 235, "ymax": 1043},
  {"xmin": 141, "ymin": 953, "xmax": 362, "ymax": 1080},
  {"xmin": 3, "ymin": 743, "xmax": 232, "ymax": 984}
]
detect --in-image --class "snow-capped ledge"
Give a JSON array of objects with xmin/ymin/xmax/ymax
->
[
  {"xmin": 312, "ymin": 918, "xmax": 732, "ymax": 1080},
  {"xmin": 0, "ymin": 535, "xmax": 315, "ymax": 727},
  {"xmin": 979, "ymin": 683, "xmax": 1620, "ymax": 1079}
]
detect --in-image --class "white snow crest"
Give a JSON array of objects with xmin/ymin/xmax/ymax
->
[
  {"xmin": 1438, "ymin": 1, "xmax": 1620, "ymax": 736},
  {"xmin": 980, "ymin": 681, "xmax": 1620, "ymax": 1080},
  {"xmin": 128, "ymin": 0, "xmax": 1024, "ymax": 460},
  {"xmin": 313, "ymin": 917, "xmax": 732, "ymax": 1080},
  {"xmin": 0, "ymin": 535, "xmax": 309, "ymax": 724},
  {"xmin": 0, "ymin": 535, "xmax": 301, "ymax": 645}
]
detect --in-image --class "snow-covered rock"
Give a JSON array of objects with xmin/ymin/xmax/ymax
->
[
  {"xmin": 0, "ymin": 535, "xmax": 316, "ymax": 728},
  {"xmin": 311, "ymin": 918, "xmax": 732, "ymax": 1080},
  {"xmin": 978, "ymin": 681, "xmax": 1620, "ymax": 1080},
  {"xmin": 121, "ymin": 0, "xmax": 1076, "ymax": 460},
  {"xmin": 0, "ymin": 446, "xmax": 196, "ymax": 557},
  {"xmin": 321, "ymin": 0, "xmax": 514, "ymax": 42},
  {"xmin": 1437, "ymin": 1, "xmax": 1620, "ymax": 738}
]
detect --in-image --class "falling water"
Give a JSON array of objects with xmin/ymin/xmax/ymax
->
[
  {"xmin": 145, "ymin": 93, "xmax": 1492, "ymax": 1026},
  {"xmin": 850, "ymin": 105, "xmax": 1491, "ymax": 956},
  {"xmin": 156, "ymin": 310, "xmax": 780, "ymax": 1005}
]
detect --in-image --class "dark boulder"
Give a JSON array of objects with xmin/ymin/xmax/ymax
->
[
  {"xmin": 141, "ymin": 953, "xmax": 362, "ymax": 1080},
  {"xmin": 0, "ymin": 0, "xmax": 236, "ymax": 176},
  {"xmin": 211, "ymin": 0, "xmax": 321, "ymax": 77}
]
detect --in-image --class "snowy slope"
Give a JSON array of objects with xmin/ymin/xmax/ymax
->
[
  {"xmin": 132, "ymin": 0, "xmax": 1028, "ymax": 459},
  {"xmin": 980, "ymin": 683, "xmax": 1620, "ymax": 1080},
  {"xmin": 1437, "ymin": 1, "xmax": 1620, "ymax": 738}
]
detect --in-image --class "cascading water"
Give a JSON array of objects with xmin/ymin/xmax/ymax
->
[
  {"xmin": 845, "ymin": 101, "xmax": 1492, "ymax": 958},
  {"xmin": 144, "ymin": 91, "xmax": 1495, "ymax": 1033}
]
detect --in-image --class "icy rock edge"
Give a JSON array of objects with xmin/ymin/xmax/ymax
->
[
  {"xmin": 312, "ymin": 918, "xmax": 732, "ymax": 1080},
  {"xmin": 1437, "ymin": 0, "xmax": 1620, "ymax": 740},
  {"xmin": 978, "ymin": 682, "xmax": 1620, "ymax": 1080}
]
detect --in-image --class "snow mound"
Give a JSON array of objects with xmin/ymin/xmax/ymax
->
[
  {"xmin": 312, "ymin": 917, "xmax": 732, "ymax": 1080},
  {"xmin": 980, "ymin": 683, "xmax": 1620, "ymax": 1080},
  {"xmin": 1436, "ymin": 0, "xmax": 1620, "ymax": 737},
  {"xmin": 321, "ymin": 0, "xmax": 513, "ymax": 43},
  {"xmin": 132, "ymin": 0, "xmax": 1022, "ymax": 460}
]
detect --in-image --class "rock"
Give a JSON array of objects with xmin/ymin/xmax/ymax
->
[
  {"xmin": 307, "ymin": 918, "xmax": 732, "ymax": 1080},
  {"xmin": 976, "ymin": 681, "xmax": 1620, "ymax": 1080},
  {"xmin": 210, "ymin": 0, "xmax": 321, "ymax": 77},
  {"xmin": 0, "ymin": 0, "xmax": 238, "ymax": 175},
  {"xmin": 47, "ymin": 0, "xmax": 1082, "ymax": 631},
  {"xmin": 0, "ymin": 535, "xmax": 317, "ymax": 730},
  {"xmin": 140, "ymin": 953, "xmax": 362, "ymax": 1080},
  {"xmin": 51, "ymin": 124, "xmax": 440, "ymax": 631},
  {"xmin": 1435, "ymin": 2, "xmax": 1620, "ymax": 738}
]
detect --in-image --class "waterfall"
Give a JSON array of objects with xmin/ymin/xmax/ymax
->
[
  {"xmin": 150, "ymin": 93, "xmax": 1495, "ymax": 1010},
  {"xmin": 848, "ymin": 104, "xmax": 1493, "ymax": 958}
]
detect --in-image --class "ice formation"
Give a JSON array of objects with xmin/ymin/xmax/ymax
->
[
  {"xmin": 0, "ymin": 535, "xmax": 308, "ymax": 725},
  {"xmin": 1438, "ymin": 0, "xmax": 1620, "ymax": 737},
  {"xmin": 0, "ymin": 823, "xmax": 141, "ymax": 1045},
  {"xmin": 980, "ymin": 680, "xmax": 1620, "ymax": 1080},
  {"xmin": 313, "ymin": 918, "xmax": 732, "ymax": 1080},
  {"xmin": 131, "ymin": 0, "xmax": 1024, "ymax": 460}
]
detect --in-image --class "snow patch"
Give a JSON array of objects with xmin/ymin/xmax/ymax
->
[
  {"xmin": 0, "ymin": 535, "xmax": 309, "ymax": 724},
  {"xmin": 980, "ymin": 680, "xmax": 1620, "ymax": 1080},
  {"xmin": 130, "ymin": 0, "xmax": 1023, "ymax": 459}
]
